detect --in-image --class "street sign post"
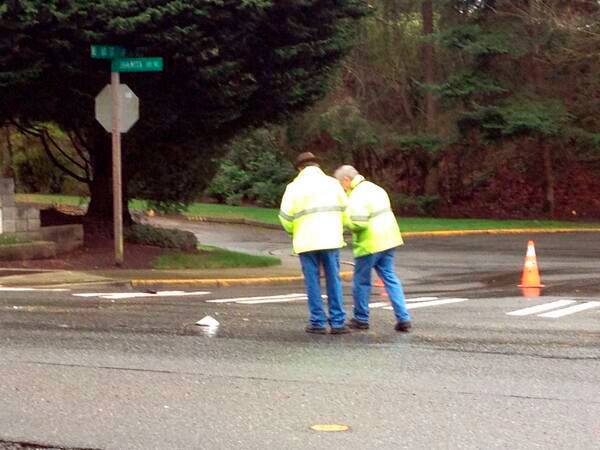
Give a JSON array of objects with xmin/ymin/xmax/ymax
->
[{"xmin": 91, "ymin": 45, "xmax": 163, "ymax": 266}]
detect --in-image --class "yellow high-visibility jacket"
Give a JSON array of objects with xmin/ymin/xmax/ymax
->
[
  {"xmin": 279, "ymin": 166, "xmax": 347, "ymax": 254},
  {"xmin": 345, "ymin": 175, "xmax": 403, "ymax": 257}
]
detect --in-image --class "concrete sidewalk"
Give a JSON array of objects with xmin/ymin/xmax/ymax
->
[
  {"xmin": 2, "ymin": 213, "xmax": 598, "ymax": 289},
  {"xmin": 0, "ymin": 216, "xmax": 357, "ymax": 288}
]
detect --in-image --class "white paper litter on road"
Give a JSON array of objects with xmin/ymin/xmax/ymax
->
[{"xmin": 196, "ymin": 315, "xmax": 220, "ymax": 327}]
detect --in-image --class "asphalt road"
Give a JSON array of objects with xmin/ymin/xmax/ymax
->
[{"xmin": 0, "ymin": 233, "xmax": 599, "ymax": 449}]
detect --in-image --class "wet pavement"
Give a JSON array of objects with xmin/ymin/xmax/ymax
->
[{"xmin": 0, "ymin": 229, "xmax": 599, "ymax": 449}]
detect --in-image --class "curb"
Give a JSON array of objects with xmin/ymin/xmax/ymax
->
[
  {"xmin": 130, "ymin": 271, "xmax": 354, "ymax": 287},
  {"xmin": 182, "ymin": 215, "xmax": 600, "ymax": 237},
  {"xmin": 183, "ymin": 214, "xmax": 281, "ymax": 229},
  {"xmin": 402, "ymin": 228, "xmax": 600, "ymax": 237}
]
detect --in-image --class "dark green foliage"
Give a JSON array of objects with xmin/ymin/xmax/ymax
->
[
  {"xmin": 0, "ymin": 0, "xmax": 366, "ymax": 216},
  {"xmin": 433, "ymin": 72, "xmax": 507, "ymax": 99},
  {"xmin": 207, "ymin": 128, "xmax": 295, "ymax": 207},
  {"xmin": 390, "ymin": 134, "xmax": 443, "ymax": 154},
  {"xmin": 124, "ymin": 223, "xmax": 197, "ymax": 252},
  {"xmin": 461, "ymin": 98, "xmax": 572, "ymax": 139},
  {"xmin": 390, "ymin": 193, "xmax": 440, "ymax": 216}
]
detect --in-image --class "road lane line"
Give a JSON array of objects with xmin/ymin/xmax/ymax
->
[
  {"xmin": 382, "ymin": 298, "xmax": 469, "ymax": 310},
  {"xmin": 237, "ymin": 297, "xmax": 307, "ymax": 304},
  {"xmin": 406, "ymin": 298, "xmax": 468, "ymax": 309},
  {"xmin": 369, "ymin": 302, "xmax": 389, "ymax": 309},
  {"xmin": 73, "ymin": 291, "xmax": 210, "ymax": 300},
  {"xmin": 406, "ymin": 297, "xmax": 439, "ymax": 303},
  {"xmin": 537, "ymin": 301, "xmax": 600, "ymax": 318},
  {"xmin": 0, "ymin": 287, "xmax": 69, "ymax": 292},
  {"xmin": 206, "ymin": 293, "xmax": 306, "ymax": 303},
  {"xmin": 506, "ymin": 300, "xmax": 576, "ymax": 316}
]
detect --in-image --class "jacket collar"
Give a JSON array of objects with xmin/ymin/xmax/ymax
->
[
  {"xmin": 296, "ymin": 165, "xmax": 323, "ymax": 180},
  {"xmin": 350, "ymin": 174, "xmax": 365, "ymax": 190}
]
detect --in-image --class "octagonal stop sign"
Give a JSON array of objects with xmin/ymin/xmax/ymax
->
[{"xmin": 95, "ymin": 84, "xmax": 139, "ymax": 133}]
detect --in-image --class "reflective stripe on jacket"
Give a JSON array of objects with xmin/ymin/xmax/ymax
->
[
  {"xmin": 345, "ymin": 175, "xmax": 403, "ymax": 257},
  {"xmin": 278, "ymin": 166, "xmax": 347, "ymax": 254}
]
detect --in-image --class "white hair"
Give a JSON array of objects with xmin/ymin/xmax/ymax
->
[{"xmin": 334, "ymin": 165, "xmax": 359, "ymax": 181}]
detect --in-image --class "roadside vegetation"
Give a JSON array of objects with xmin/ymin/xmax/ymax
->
[
  {"xmin": 15, "ymin": 194, "xmax": 600, "ymax": 232},
  {"xmin": 0, "ymin": 235, "xmax": 31, "ymax": 246},
  {"xmin": 153, "ymin": 245, "xmax": 281, "ymax": 270}
]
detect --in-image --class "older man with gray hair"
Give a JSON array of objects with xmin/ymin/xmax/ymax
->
[{"xmin": 334, "ymin": 165, "xmax": 412, "ymax": 332}]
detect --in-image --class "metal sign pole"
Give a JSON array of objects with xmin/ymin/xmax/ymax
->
[{"xmin": 110, "ymin": 70, "xmax": 124, "ymax": 266}]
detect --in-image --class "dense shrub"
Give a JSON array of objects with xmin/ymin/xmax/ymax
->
[
  {"xmin": 125, "ymin": 224, "xmax": 198, "ymax": 252},
  {"xmin": 390, "ymin": 193, "xmax": 440, "ymax": 216},
  {"xmin": 207, "ymin": 129, "xmax": 295, "ymax": 207}
]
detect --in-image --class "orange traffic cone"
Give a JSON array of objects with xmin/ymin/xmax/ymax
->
[
  {"xmin": 518, "ymin": 240, "xmax": 544, "ymax": 288},
  {"xmin": 373, "ymin": 276, "xmax": 388, "ymax": 297}
]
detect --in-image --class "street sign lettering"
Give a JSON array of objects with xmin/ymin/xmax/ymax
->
[
  {"xmin": 91, "ymin": 45, "xmax": 126, "ymax": 59},
  {"xmin": 111, "ymin": 57, "xmax": 164, "ymax": 73}
]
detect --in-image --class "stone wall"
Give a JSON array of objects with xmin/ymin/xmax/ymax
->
[{"xmin": 0, "ymin": 178, "xmax": 41, "ymax": 234}]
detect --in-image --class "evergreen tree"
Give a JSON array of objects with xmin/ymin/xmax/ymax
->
[{"xmin": 0, "ymin": 0, "xmax": 366, "ymax": 231}]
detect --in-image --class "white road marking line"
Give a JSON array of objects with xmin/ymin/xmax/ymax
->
[
  {"xmin": 369, "ymin": 302, "xmax": 389, "ymax": 309},
  {"xmin": 206, "ymin": 293, "xmax": 306, "ymax": 303},
  {"xmin": 72, "ymin": 291, "xmax": 210, "ymax": 300},
  {"xmin": 382, "ymin": 298, "xmax": 469, "ymax": 310},
  {"xmin": 537, "ymin": 301, "xmax": 600, "ymax": 318},
  {"xmin": 406, "ymin": 297, "xmax": 440, "ymax": 303},
  {"xmin": 237, "ymin": 297, "xmax": 307, "ymax": 305},
  {"xmin": 406, "ymin": 298, "xmax": 469, "ymax": 309},
  {"xmin": 0, "ymin": 287, "xmax": 69, "ymax": 292},
  {"xmin": 506, "ymin": 300, "xmax": 576, "ymax": 316}
]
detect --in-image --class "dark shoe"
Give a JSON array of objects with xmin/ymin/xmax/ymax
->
[
  {"xmin": 330, "ymin": 325, "xmax": 351, "ymax": 335},
  {"xmin": 348, "ymin": 318, "xmax": 369, "ymax": 330},
  {"xmin": 305, "ymin": 325, "xmax": 327, "ymax": 334},
  {"xmin": 395, "ymin": 321, "xmax": 412, "ymax": 332}
]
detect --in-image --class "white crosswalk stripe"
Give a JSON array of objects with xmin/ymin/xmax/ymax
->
[
  {"xmin": 207, "ymin": 293, "xmax": 306, "ymax": 304},
  {"xmin": 406, "ymin": 297, "xmax": 440, "ymax": 303},
  {"xmin": 537, "ymin": 301, "xmax": 600, "ymax": 318},
  {"xmin": 383, "ymin": 298, "xmax": 469, "ymax": 310},
  {"xmin": 237, "ymin": 297, "xmax": 307, "ymax": 305},
  {"xmin": 506, "ymin": 300, "xmax": 576, "ymax": 316},
  {"xmin": 72, "ymin": 291, "xmax": 210, "ymax": 300},
  {"xmin": 0, "ymin": 287, "xmax": 69, "ymax": 292},
  {"xmin": 368, "ymin": 302, "xmax": 390, "ymax": 309}
]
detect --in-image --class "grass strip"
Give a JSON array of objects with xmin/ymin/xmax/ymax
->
[
  {"xmin": 153, "ymin": 245, "xmax": 281, "ymax": 270},
  {"xmin": 0, "ymin": 235, "xmax": 32, "ymax": 246},
  {"xmin": 16, "ymin": 193, "xmax": 600, "ymax": 231}
]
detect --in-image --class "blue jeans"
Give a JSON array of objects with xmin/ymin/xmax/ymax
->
[
  {"xmin": 299, "ymin": 249, "xmax": 346, "ymax": 328},
  {"xmin": 353, "ymin": 248, "xmax": 411, "ymax": 323}
]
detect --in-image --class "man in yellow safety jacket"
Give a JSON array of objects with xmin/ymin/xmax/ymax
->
[
  {"xmin": 334, "ymin": 165, "xmax": 412, "ymax": 332},
  {"xmin": 279, "ymin": 152, "xmax": 350, "ymax": 334}
]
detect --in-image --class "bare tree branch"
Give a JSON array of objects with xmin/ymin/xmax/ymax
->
[{"xmin": 39, "ymin": 130, "xmax": 89, "ymax": 184}]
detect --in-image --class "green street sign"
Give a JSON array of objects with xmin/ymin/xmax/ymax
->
[
  {"xmin": 91, "ymin": 45, "xmax": 126, "ymax": 59},
  {"xmin": 112, "ymin": 57, "xmax": 164, "ymax": 73}
]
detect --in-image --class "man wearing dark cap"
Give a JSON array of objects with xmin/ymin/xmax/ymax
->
[{"xmin": 279, "ymin": 152, "xmax": 350, "ymax": 334}]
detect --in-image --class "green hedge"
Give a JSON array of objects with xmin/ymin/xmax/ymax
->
[{"xmin": 125, "ymin": 224, "xmax": 198, "ymax": 252}]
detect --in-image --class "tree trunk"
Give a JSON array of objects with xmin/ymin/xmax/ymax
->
[
  {"xmin": 527, "ymin": 1, "xmax": 555, "ymax": 217},
  {"xmin": 84, "ymin": 131, "xmax": 132, "ymax": 237},
  {"xmin": 2, "ymin": 126, "xmax": 15, "ymax": 178},
  {"xmin": 541, "ymin": 140, "xmax": 555, "ymax": 217},
  {"xmin": 421, "ymin": 0, "xmax": 436, "ymax": 131}
]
